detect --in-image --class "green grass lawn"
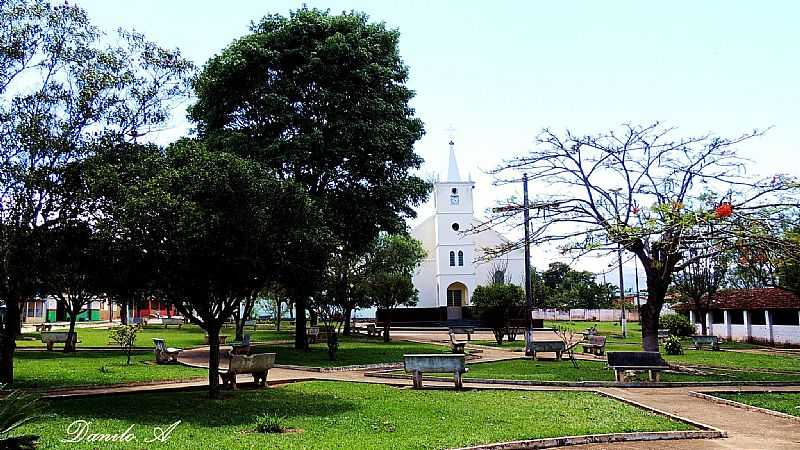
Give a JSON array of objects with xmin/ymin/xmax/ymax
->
[
  {"xmin": 13, "ymin": 351, "xmax": 206, "ymax": 390},
  {"xmin": 17, "ymin": 324, "xmax": 294, "ymax": 349},
  {"xmin": 254, "ymin": 338, "xmax": 450, "ymax": 367},
  {"xmin": 440, "ymin": 359, "xmax": 800, "ymax": 383},
  {"xmin": 713, "ymin": 392, "xmax": 800, "ymax": 417},
  {"xmin": 15, "ymin": 381, "xmax": 692, "ymax": 449}
]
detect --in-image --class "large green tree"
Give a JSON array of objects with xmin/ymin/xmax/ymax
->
[
  {"xmin": 188, "ymin": 8, "xmax": 430, "ymax": 349},
  {"xmin": 0, "ymin": 0, "xmax": 192, "ymax": 383},
  {"xmin": 99, "ymin": 140, "xmax": 314, "ymax": 398}
]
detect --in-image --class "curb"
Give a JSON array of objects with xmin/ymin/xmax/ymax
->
[
  {"xmin": 449, "ymin": 430, "xmax": 725, "ymax": 450},
  {"xmin": 363, "ymin": 371, "xmax": 800, "ymax": 388},
  {"xmin": 274, "ymin": 362, "xmax": 403, "ymax": 372},
  {"xmin": 688, "ymin": 391, "xmax": 800, "ymax": 423}
]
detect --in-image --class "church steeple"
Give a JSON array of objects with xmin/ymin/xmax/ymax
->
[{"xmin": 447, "ymin": 139, "xmax": 461, "ymax": 182}]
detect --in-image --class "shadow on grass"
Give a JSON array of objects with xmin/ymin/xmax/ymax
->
[{"xmin": 44, "ymin": 387, "xmax": 357, "ymax": 427}]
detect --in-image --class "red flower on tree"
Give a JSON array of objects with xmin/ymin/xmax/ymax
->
[{"xmin": 715, "ymin": 202, "xmax": 733, "ymax": 218}]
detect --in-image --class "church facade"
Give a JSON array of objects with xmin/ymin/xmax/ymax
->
[{"xmin": 411, "ymin": 141, "xmax": 526, "ymax": 319}]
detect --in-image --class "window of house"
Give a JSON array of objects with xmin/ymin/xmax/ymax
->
[
  {"xmin": 751, "ymin": 310, "xmax": 767, "ymax": 325},
  {"xmin": 458, "ymin": 250, "xmax": 464, "ymax": 266},
  {"xmin": 773, "ymin": 309, "xmax": 800, "ymax": 326},
  {"xmin": 729, "ymin": 310, "xmax": 744, "ymax": 325},
  {"xmin": 712, "ymin": 310, "xmax": 724, "ymax": 324},
  {"xmin": 449, "ymin": 251, "xmax": 455, "ymax": 266}
]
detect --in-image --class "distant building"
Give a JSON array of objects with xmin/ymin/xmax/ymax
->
[
  {"xmin": 410, "ymin": 140, "xmax": 525, "ymax": 321},
  {"xmin": 676, "ymin": 288, "xmax": 800, "ymax": 345}
]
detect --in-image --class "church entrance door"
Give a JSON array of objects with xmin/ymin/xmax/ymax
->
[{"xmin": 446, "ymin": 282, "xmax": 467, "ymax": 321}]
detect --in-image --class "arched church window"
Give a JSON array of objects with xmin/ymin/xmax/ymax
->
[
  {"xmin": 458, "ymin": 251, "xmax": 464, "ymax": 266},
  {"xmin": 449, "ymin": 251, "xmax": 455, "ymax": 266}
]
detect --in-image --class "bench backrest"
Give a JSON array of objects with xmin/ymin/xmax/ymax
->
[
  {"xmin": 40, "ymin": 331, "xmax": 75, "ymax": 342},
  {"xmin": 366, "ymin": 324, "xmax": 376, "ymax": 330},
  {"xmin": 307, "ymin": 326, "xmax": 319, "ymax": 335},
  {"xmin": 607, "ymin": 351, "xmax": 668, "ymax": 368},
  {"xmin": 692, "ymin": 335, "xmax": 719, "ymax": 343},
  {"xmin": 404, "ymin": 354, "xmax": 466, "ymax": 372},
  {"xmin": 529, "ymin": 340, "xmax": 566, "ymax": 352},
  {"xmin": 152, "ymin": 338, "xmax": 167, "ymax": 351},
  {"xmin": 229, "ymin": 353, "xmax": 276, "ymax": 373},
  {"xmin": 162, "ymin": 318, "xmax": 182, "ymax": 324},
  {"xmin": 449, "ymin": 327, "xmax": 473, "ymax": 335},
  {"xmin": 241, "ymin": 334, "xmax": 251, "ymax": 346},
  {"xmin": 657, "ymin": 329, "xmax": 669, "ymax": 337},
  {"xmin": 589, "ymin": 335, "xmax": 606, "ymax": 346}
]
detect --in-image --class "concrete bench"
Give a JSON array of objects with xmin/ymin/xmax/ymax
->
[
  {"xmin": 230, "ymin": 334, "xmax": 252, "ymax": 355},
  {"xmin": 161, "ymin": 317, "xmax": 184, "ymax": 329},
  {"xmin": 448, "ymin": 327, "xmax": 474, "ymax": 341},
  {"xmin": 153, "ymin": 338, "xmax": 182, "ymax": 364},
  {"xmin": 366, "ymin": 324, "xmax": 381, "ymax": 338},
  {"xmin": 448, "ymin": 331, "xmax": 468, "ymax": 353},
  {"xmin": 691, "ymin": 335, "xmax": 721, "ymax": 351},
  {"xmin": 607, "ymin": 351, "xmax": 669, "ymax": 382},
  {"xmin": 220, "ymin": 352, "xmax": 276, "ymax": 389},
  {"xmin": 34, "ymin": 323, "xmax": 52, "ymax": 332},
  {"xmin": 528, "ymin": 340, "xmax": 566, "ymax": 361},
  {"xmin": 244, "ymin": 319, "xmax": 257, "ymax": 331},
  {"xmin": 403, "ymin": 354, "xmax": 469, "ymax": 390},
  {"xmin": 40, "ymin": 331, "xmax": 78, "ymax": 351},
  {"xmin": 658, "ymin": 329, "xmax": 669, "ymax": 340},
  {"xmin": 580, "ymin": 335, "xmax": 607, "ymax": 356}
]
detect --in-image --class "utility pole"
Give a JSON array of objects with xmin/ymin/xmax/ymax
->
[
  {"xmin": 492, "ymin": 175, "xmax": 565, "ymax": 357},
  {"xmin": 634, "ymin": 258, "xmax": 641, "ymax": 324}
]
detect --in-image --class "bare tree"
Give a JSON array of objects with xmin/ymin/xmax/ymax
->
[
  {"xmin": 477, "ymin": 123, "xmax": 799, "ymax": 351},
  {"xmin": 672, "ymin": 248, "xmax": 729, "ymax": 335}
]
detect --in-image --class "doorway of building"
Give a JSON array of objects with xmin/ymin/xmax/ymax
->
[{"xmin": 446, "ymin": 282, "xmax": 467, "ymax": 320}]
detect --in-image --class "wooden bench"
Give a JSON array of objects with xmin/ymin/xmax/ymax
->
[
  {"xmin": 203, "ymin": 335, "xmax": 229, "ymax": 345},
  {"xmin": 34, "ymin": 323, "xmax": 52, "ymax": 332},
  {"xmin": 691, "ymin": 335, "xmax": 721, "ymax": 351},
  {"xmin": 220, "ymin": 352, "xmax": 276, "ymax": 389},
  {"xmin": 448, "ymin": 327, "xmax": 474, "ymax": 341},
  {"xmin": 161, "ymin": 317, "xmax": 183, "ymax": 329},
  {"xmin": 580, "ymin": 335, "xmax": 607, "ymax": 356},
  {"xmin": 307, "ymin": 326, "xmax": 320, "ymax": 344},
  {"xmin": 40, "ymin": 331, "xmax": 78, "ymax": 351},
  {"xmin": 403, "ymin": 354, "xmax": 469, "ymax": 390},
  {"xmin": 528, "ymin": 340, "xmax": 566, "ymax": 361},
  {"xmin": 244, "ymin": 319, "xmax": 257, "ymax": 331},
  {"xmin": 152, "ymin": 338, "xmax": 182, "ymax": 364},
  {"xmin": 132, "ymin": 317, "xmax": 149, "ymax": 326},
  {"xmin": 607, "ymin": 351, "xmax": 669, "ymax": 382},
  {"xmin": 366, "ymin": 324, "xmax": 381, "ymax": 338},
  {"xmin": 230, "ymin": 334, "xmax": 252, "ymax": 355},
  {"xmin": 448, "ymin": 331, "xmax": 467, "ymax": 353},
  {"xmin": 657, "ymin": 329, "xmax": 669, "ymax": 340}
]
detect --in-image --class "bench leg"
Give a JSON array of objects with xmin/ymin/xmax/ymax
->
[
  {"xmin": 253, "ymin": 370, "xmax": 268, "ymax": 387},
  {"xmin": 454, "ymin": 371, "xmax": 463, "ymax": 390},
  {"xmin": 556, "ymin": 351, "xmax": 562, "ymax": 361},
  {"xmin": 412, "ymin": 371, "xmax": 422, "ymax": 389},
  {"xmin": 649, "ymin": 370, "xmax": 660, "ymax": 382},
  {"xmin": 614, "ymin": 369, "xmax": 623, "ymax": 382},
  {"xmin": 46, "ymin": 342, "xmax": 53, "ymax": 351}
]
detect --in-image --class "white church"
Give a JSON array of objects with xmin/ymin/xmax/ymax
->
[{"xmin": 411, "ymin": 140, "xmax": 526, "ymax": 320}]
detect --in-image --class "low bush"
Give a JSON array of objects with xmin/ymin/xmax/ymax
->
[
  {"xmin": 254, "ymin": 414, "xmax": 286, "ymax": 434},
  {"xmin": 659, "ymin": 314, "xmax": 694, "ymax": 337},
  {"xmin": 663, "ymin": 335, "xmax": 683, "ymax": 355}
]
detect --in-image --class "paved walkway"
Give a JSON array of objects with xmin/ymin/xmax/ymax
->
[{"xmin": 39, "ymin": 329, "xmax": 800, "ymax": 449}]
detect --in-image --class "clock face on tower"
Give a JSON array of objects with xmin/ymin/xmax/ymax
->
[{"xmin": 450, "ymin": 194, "xmax": 460, "ymax": 205}]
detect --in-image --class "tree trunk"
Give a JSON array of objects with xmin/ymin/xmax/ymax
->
[
  {"xmin": 294, "ymin": 297, "xmax": 307, "ymax": 350},
  {"xmin": 64, "ymin": 312, "xmax": 78, "ymax": 353},
  {"xmin": 120, "ymin": 298, "xmax": 129, "ymax": 325},
  {"xmin": 383, "ymin": 309, "xmax": 391, "ymax": 343},
  {"xmin": 699, "ymin": 309, "xmax": 708, "ymax": 335},
  {"xmin": 275, "ymin": 301, "xmax": 282, "ymax": 332},
  {"xmin": 206, "ymin": 323, "xmax": 222, "ymax": 399},
  {"xmin": 639, "ymin": 301, "xmax": 661, "ymax": 352},
  {"xmin": 0, "ymin": 300, "xmax": 20, "ymax": 384},
  {"xmin": 343, "ymin": 306, "xmax": 353, "ymax": 336},
  {"xmin": 234, "ymin": 303, "xmax": 244, "ymax": 342}
]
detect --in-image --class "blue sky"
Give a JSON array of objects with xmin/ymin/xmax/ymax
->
[{"xmin": 76, "ymin": 0, "xmax": 799, "ymax": 288}]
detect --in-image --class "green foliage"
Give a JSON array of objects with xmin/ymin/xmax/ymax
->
[
  {"xmin": 659, "ymin": 314, "xmax": 695, "ymax": 337},
  {"xmin": 534, "ymin": 263, "xmax": 615, "ymax": 309},
  {"xmin": 472, "ymin": 283, "xmax": 525, "ymax": 344},
  {"xmin": 0, "ymin": 386, "xmax": 49, "ymax": 448},
  {"xmin": 663, "ymin": 335, "xmax": 683, "ymax": 355},
  {"xmin": 254, "ymin": 414, "xmax": 287, "ymax": 434},
  {"xmin": 108, "ymin": 324, "xmax": 143, "ymax": 365}
]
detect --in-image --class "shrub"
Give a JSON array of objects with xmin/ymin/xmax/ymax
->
[
  {"xmin": 659, "ymin": 314, "xmax": 694, "ymax": 337},
  {"xmin": 663, "ymin": 335, "xmax": 683, "ymax": 355},
  {"xmin": 0, "ymin": 387, "xmax": 50, "ymax": 449},
  {"xmin": 255, "ymin": 414, "xmax": 286, "ymax": 434},
  {"xmin": 109, "ymin": 323, "xmax": 143, "ymax": 365}
]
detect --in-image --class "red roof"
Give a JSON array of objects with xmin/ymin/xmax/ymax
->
[{"xmin": 677, "ymin": 288, "xmax": 800, "ymax": 311}]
